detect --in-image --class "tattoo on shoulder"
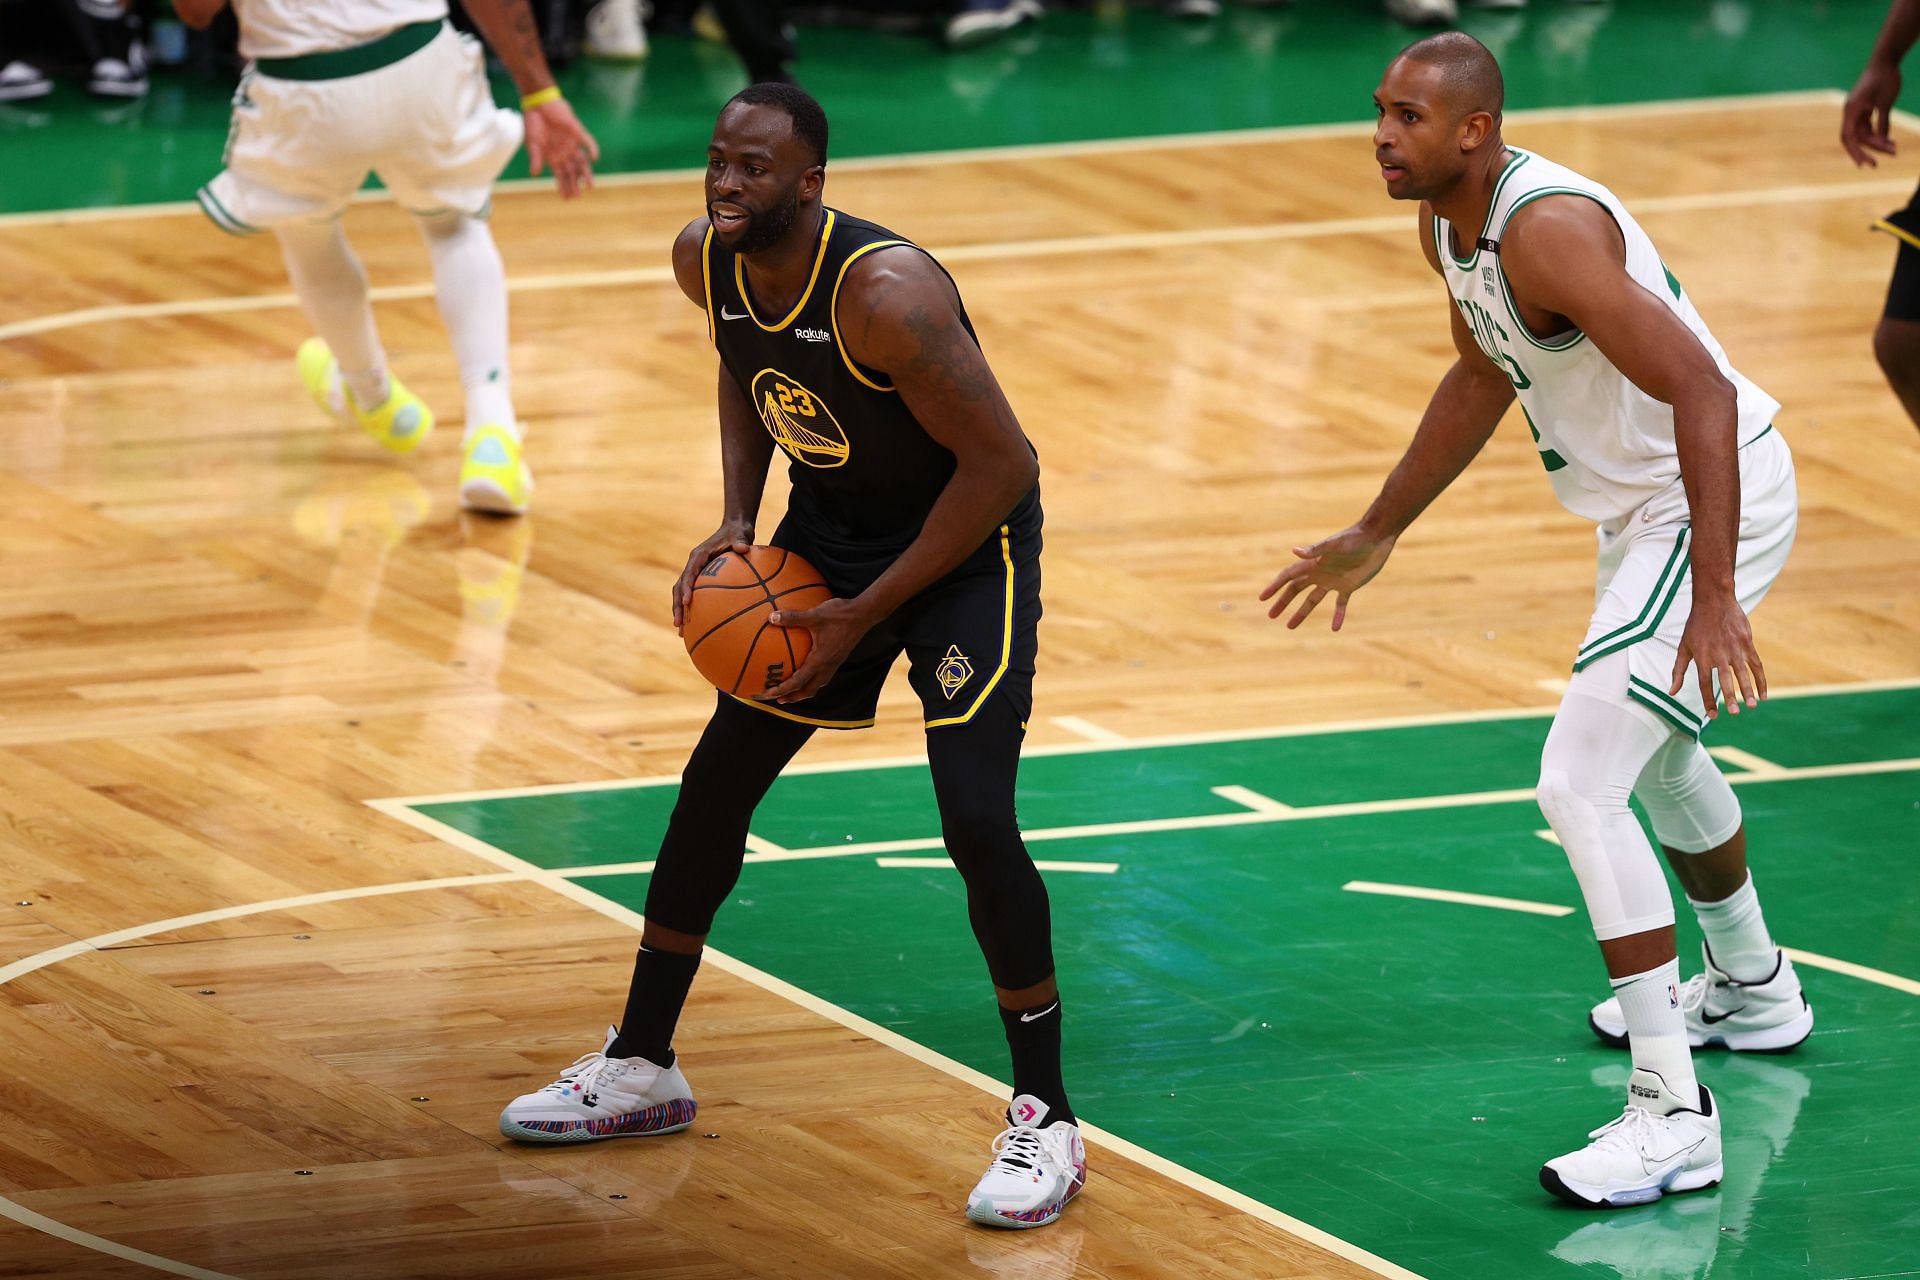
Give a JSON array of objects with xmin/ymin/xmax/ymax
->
[{"xmin": 899, "ymin": 303, "xmax": 992, "ymax": 402}]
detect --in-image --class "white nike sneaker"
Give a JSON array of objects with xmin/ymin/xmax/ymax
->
[
  {"xmin": 498, "ymin": 1027, "xmax": 696, "ymax": 1143},
  {"xmin": 966, "ymin": 1095, "xmax": 1087, "ymax": 1229},
  {"xmin": 1590, "ymin": 944, "xmax": 1813, "ymax": 1053},
  {"xmin": 1540, "ymin": 1068, "xmax": 1722, "ymax": 1208},
  {"xmin": 584, "ymin": 0, "xmax": 649, "ymax": 61}
]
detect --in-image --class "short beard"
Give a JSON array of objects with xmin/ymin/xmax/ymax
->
[{"xmin": 732, "ymin": 187, "xmax": 801, "ymax": 255}]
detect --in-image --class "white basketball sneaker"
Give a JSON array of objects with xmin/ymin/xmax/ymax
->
[
  {"xmin": 966, "ymin": 1095, "xmax": 1087, "ymax": 1229},
  {"xmin": 584, "ymin": 0, "xmax": 649, "ymax": 61},
  {"xmin": 1590, "ymin": 944, "xmax": 1812, "ymax": 1053},
  {"xmin": 498, "ymin": 1028, "xmax": 696, "ymax": 1143},
  {"xmin": 1540, "ymin": 1069, "xmax": 1722, "ymax": 1208}
]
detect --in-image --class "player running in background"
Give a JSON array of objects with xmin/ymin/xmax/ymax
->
[{"xmin": 177, "ymin": 0, "xmax": 598, "ymax": 515}]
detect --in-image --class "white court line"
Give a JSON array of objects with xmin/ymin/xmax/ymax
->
[
  {"xmin": 6, "ymin": 169, "xmax": 1910, "ymax": 342},
  {"xmin": 1534, "ymin": 829, "xmax": 1563, "ymax": 847},
  {"xmin": 0, "ymin": 89, "xmax": 1845, "ymax": 230},
  {"xmin": 1343, "ymin": 881, "xmax": 1577, "ymax": 919},
  {"xmin": 379, "ymin": 675, "xmax": 1920, "ymax": 807},
  {"xmin": 365, "ymin": 798, "xmax": 1427, "ymax": 1280},
  {"xmin": 1707, "ymin": 745, "xmax": 1789, "ymax": 778},
  {"xmin": 1211, "ymin": 784, "xmax": 1295, "ymax": 816},
  {"xmin": 742, "ymin": 832, "xmax": 788, "ymax": 856},
  {"xmin": 876, "ymin": 856, "xmax": 1119, "ymax": 874},
  {"xmin": 1784, "ymin": 947, "xmax": 1920, "ymax": 997},
  {"xmin": 1050, "ymin": 716, "xmax": 1127, "ymax": 744}
]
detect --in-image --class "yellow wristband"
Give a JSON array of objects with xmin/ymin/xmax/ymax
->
[{"xmin": 520, "ymin": 86, "xmax": 562, "ymax": 110}]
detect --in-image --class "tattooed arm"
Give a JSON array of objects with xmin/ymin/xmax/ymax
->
[
  {"xmin": 460, "ymin": 0, "xmax": 600, "ymax": 197},
  {"xmin": 760, "ymin": 247, "xmax": 1039, "ymax": 703}
]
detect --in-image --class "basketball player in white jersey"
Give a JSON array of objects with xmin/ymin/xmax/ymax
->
[
  {"xmin": 1262, "ymin": 33, "xmax": 1813, "ymax": 1208},
  {"xmin": 176, "ymin": 0, "xmax": 599, "ymax": 515}
]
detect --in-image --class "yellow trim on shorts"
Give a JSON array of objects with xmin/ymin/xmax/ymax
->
[
  {"xmin": 829, "ymin": 239, "xmax": 912, "ymax": 391},
  {"xmin": 736, "ymin": 209, "xmax": 837, "ymax": 332},
  {"xmin": 726, "ymin": 692, "xmax": 874, "ymax": 730},
  {"xmin": 925, "ymin": 525, "xmax": 1016, "ymax": 730}
]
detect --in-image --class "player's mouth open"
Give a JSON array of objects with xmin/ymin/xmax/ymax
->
[
  {"xmin": 1379, "ymin": 161, "xmax": 1407, "ymax": 180},
  {"xmin": 711, "ymin": 204, "xmax": 750, "ymax": 231}
]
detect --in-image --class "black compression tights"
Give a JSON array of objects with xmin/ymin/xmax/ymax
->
[{"xmin": 642, "ymin": 694, "xmax": 1056, "ymax": 992}]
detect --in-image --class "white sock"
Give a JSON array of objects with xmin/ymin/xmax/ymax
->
[
  {"xmin": 275, "ymin": 221, "xmax": 389, "ymax": 409},
  {"xmin": 1612, "ymin": 958, "xmax": 1698, "ymax": 1110},
  {"xmin": 1690, "ymin": 873, "xmax": 1777, "ymax": 982},
  {"xmin": 417, "ymin": 212, "xmax": 519, "ymax": 439}
]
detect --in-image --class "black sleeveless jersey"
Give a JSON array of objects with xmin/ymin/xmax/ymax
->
[{"xmin": 704, "ymin": 207, "xmax": 1040, "ymax": 589}]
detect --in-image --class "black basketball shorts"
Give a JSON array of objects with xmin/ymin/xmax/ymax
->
[
  {"xmin": 1875, "ymin": 182, "xmax": 1920, "ymax": 321},
  {"xmin": 728, "ymin": 519, "xmax": 1043, "ymax": 732}
]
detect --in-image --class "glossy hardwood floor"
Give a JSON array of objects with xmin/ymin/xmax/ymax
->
[{"xmin": 1, "ymin": 96, "xmax": 1917, "ymax": 1279}]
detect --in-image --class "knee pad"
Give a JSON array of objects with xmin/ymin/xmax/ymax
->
[{"xmin": 1636, "ymin": 739, "xmax": 1742, "ymax": 854}]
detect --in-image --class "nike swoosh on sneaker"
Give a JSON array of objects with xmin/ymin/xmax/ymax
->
[
  {"xmin": 719, "ymin": 306, "xmax": 749, "ymax": 320},
  {"xmin": 1700, "ymin": 1007, "xmax": 1746, "ymax": 1025},
  {"xmin": 1642, "ymin": 1134, "xmax": 1706, "ymax": 1169},
  {"xmin": 1020, "ymin": 1002, "xmax": 1059, "ymax": 1023}
]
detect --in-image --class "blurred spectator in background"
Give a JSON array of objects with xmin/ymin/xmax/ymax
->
[
  {"xmin": 1386, "ymin": 0, "xmax": 1609, "ymax": 27},
  {"xmin": 0, "ymin": 0, "xmax": 148, "ymax": 100}
]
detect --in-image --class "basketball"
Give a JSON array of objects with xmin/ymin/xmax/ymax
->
[{"xmin": 682, "ymin": 546, "xmax": 833, "ymax": 697}]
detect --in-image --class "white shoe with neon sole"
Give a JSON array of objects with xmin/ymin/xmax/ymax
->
[
  {"xmin": 499, "ymin": 1028, "xmax": 697, "ymax": 1143},
  {"xmin": 1540, "ymin": 1069, "xmax": 1722, "ymax": 1209},
  {"xmin": 966, "ymin": 1095, "xmax": 1087, "ymax": 1229},
  {"xmin": 460, "ymin": 424, "xmax": 532, "ymax": 515},
  {"xmin": 296, "ymin": 338, "xmax": 434, "ymax": 454},
  {"xmin": 1590, "ymin": 944, "xmax": 1812, "ymax": 1053}
]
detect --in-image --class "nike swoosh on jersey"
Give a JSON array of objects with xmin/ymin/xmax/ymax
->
[
  {"xmin": 719, "ymin": 306, "xmax": 749, "ymax": 321},
  {"xmin": 1020, "ymin": 1002, "xmax": 1060, "ymax": 1023}
]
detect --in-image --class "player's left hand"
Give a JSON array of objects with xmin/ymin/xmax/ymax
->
[
  {"xmin": 760, "ymin": 598, "xmax": 876, "ymax": 704},
  {"xmin": 1671, "ymin": 593, "xmax": 1766, "ymax": 719},
  {"xmin": 525, "ymin": 98, "xmax": 600, "ymax": 199}
]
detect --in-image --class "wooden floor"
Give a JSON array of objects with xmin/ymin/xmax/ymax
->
[{"xmin": 2, "ymin": 95, "xmax": 1918, "ymax": 1279}]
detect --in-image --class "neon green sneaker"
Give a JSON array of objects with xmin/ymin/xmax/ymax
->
[
  {"xmin": 460, "ymin": 423, "xmax": 532, "ymax": 515},
  {"xmin": 295, "ymin": 337, "xmax": 434, "ymax": 454}
]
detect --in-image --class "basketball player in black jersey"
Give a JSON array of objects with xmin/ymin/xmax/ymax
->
[{"xmin": 498, "ymin": 84, "xmax": 1085, "ymax": 1230}]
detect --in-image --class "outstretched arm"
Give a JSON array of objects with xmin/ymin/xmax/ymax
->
[
  {"xmin": 460, "ymin": 0, "xmax": 600, "ymax": 197},
  {"xmin": 1501, "ymin": 196, "xmax": 1760, "ymax": 717},
  {"xmin": 1261, "ymin": 210, "xmax": 1515, "ymax": 630},
  {"xmin": 761, "ymin": 249, "xmax": 1038, "ymax": 703},
  {"xmin": 1843, "ymin": 0, "xmax": 1920, "ymax": 166}
]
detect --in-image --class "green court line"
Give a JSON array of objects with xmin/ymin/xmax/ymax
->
[{"xmin": 401, "ymin": 683, "xmax": 1920, "ymax": 1280}]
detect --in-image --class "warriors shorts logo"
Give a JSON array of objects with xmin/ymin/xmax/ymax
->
[
  {"xmin": 934, "ymin": 645, "xmax": 973, "ymax": 700},
  {"xmin": 750, "ymin": 368, "xmax": 849, "ymax": 469}
]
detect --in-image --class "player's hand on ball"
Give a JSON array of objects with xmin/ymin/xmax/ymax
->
[
  {"xmin": 1260, "ymin": 526, "xmax": 1398, "ymax": 630},
  {"xmin": 760, "ymin": 597, "xmax": 875, "ymax": 704},
  {"xmin": 674, "ymin": 520, "xmax": 756, "ymax": 633},
  {"xmin": 526, "ymin": 98, "xmax": 601, "ymax": 199},
  {"xmin": 1671, "ymin": 593, "xmax": 1766, "ymax": 719}
]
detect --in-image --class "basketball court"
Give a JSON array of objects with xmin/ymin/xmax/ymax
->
[{"xmin": 2, "ymin": 58, "xmax": 1918, "ymax": 1280}]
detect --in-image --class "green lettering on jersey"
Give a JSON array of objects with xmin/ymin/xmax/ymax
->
[
  {"xmin": 1456, "ymin": 297, "xmax": 1532, "ymax": 390},
  {"xmin": 1519, "ymin": 403, "xmax": 1569, "ymax": 472}
]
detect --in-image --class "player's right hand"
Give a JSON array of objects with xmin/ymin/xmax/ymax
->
[
  {"xmin": 674, "ymin": 521, "xmax": 755, "ymax": 633},
  {"xmin": 1842, "ymin": 59, "xmax": 1902, "ymax": 167},
  {"xmin": 1259, "ymin": 526, "xmax": 1397, "ymax": 631},
  {"xmin": 526, "ymin": 97, "xmax": 601, "ymax": 199}
]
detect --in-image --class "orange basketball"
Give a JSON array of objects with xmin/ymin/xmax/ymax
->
[{"xmin": 682, "ymin": 546, "xmax": 833, "ymax": 697}]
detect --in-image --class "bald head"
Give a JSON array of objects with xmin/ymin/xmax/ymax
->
[{"xmin": 1395, "ymin": 32, "xmax": 1503, "ymax": 123}]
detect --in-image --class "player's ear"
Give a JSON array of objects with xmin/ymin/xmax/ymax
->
[
  {"xmin": 1458, "ymin": 110, "xmax": 1495, "ymax": 153},
  {"xmin": 800, "ymin": 164, "xmax": 825, "ymax": 203}
]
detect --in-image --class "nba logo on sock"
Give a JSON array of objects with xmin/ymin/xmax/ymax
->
[{"xmin": 1668, "ymin": 982, "xmax": 1680, "ymax": 1009}]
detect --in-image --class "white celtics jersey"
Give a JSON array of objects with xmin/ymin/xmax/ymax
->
[
  {"xmin": 1435, "ymin": 148, "xmax": 1778, "ymax": 524},
  {"xmin": 232, "ymin": 0, "xmax": 448, "ymax": 59}
]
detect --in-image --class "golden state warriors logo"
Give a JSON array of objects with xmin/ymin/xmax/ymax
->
[
  {"xmin": 934, "ymin": 645, "xmax": 973, "ymax": 700},
  {"xmin": 751, "ymin": 368, "xmax": 849, "ymax": 469}
]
